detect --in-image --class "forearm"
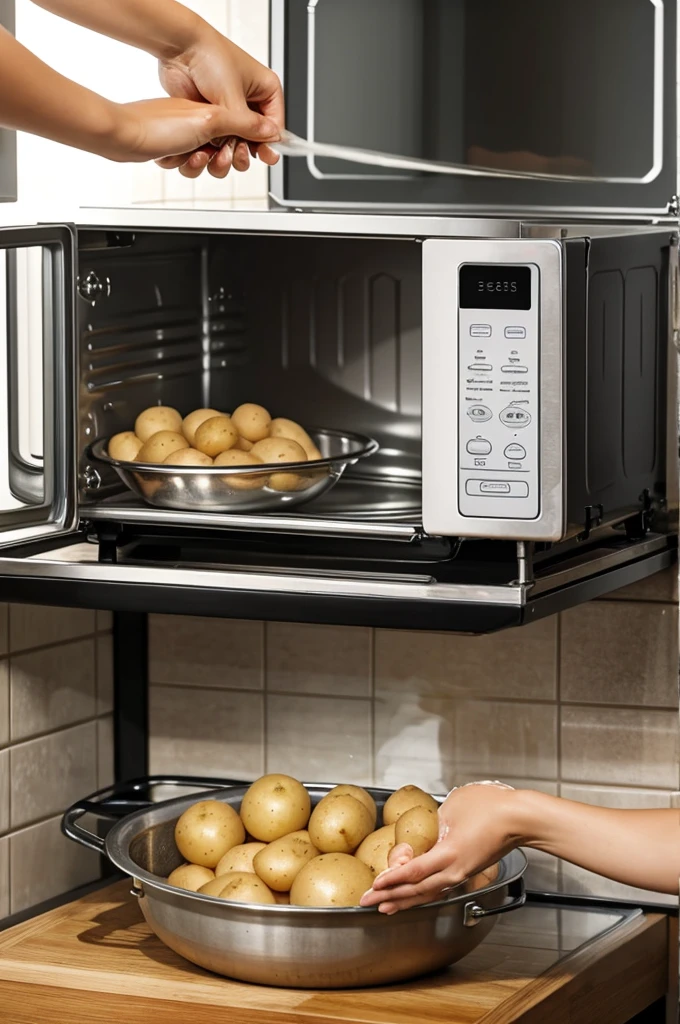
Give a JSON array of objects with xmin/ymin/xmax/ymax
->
[
  {"xmin": 0, "ymin": 27, "xmax": 132, "ymax": 159},
  {"xmin": 29, "ymin": 0, "xmax": 208, "ymax": 59},
  {"xmin": 517, "ymin": 791, "xmax": 680, "ymax": 896}
]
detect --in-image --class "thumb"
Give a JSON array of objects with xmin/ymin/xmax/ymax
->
[
  {"xmin": 387, "ymin": 843, "xmax": 414, "ymax": 870},
  {"xmin": 204, "ymin": 106, "xmax": 280, "ymax": 146}
]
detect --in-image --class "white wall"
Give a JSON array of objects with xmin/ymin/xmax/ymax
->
[{"xmin": 8, "ymin": 0, "xmax": 270, "ymax": 222}]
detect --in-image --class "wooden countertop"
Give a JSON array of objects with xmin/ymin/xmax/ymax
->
[{"xmin": 0, "ymin": 882, "xmax": 671, "ymax": 1024}]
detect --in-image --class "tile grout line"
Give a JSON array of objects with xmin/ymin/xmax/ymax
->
[{"xmin": 262, "ymin": 622, "xmax": 269, "ymax": 775}]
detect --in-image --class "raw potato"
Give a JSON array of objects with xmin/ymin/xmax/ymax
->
[
  {"xmin": 394, "ymin": 805, "xmax": 439, "ymax": 857},
  {"xmin": 137, "ymin": 431, "xmax": 189, "ymax": 464},
  {"xmin": 167, "ymin": 864, "xmax": 215, "ymax": 892},
  {"xmin": 382, "ymin": 785, "xmax": 439, "ymax": 826},
  {"xmin": 194, "ymin": 416, "xmax": 239, "ymax": 458},
  {"xmin": 354, "ymin": 824, "xmax": 396, "ymax": 877},
  {"xmin": 269, "ymin": 418, "xmax": 323, "ymax": 461},
  {"xmin": 308, "ymin": 795, "xmax": 374, "ymax": 854},
  {"xmin": 163, "ymin": 448, "xmax": 213, "ymax": 467},
  {"xmin": 215, "ymin": 842, "xmax": 267, "ymax": 877},
  {"xmin": 234, "ymin": 436, "xmax": 254, "ymax": 452},
  {"xmin": 211, "ymin": 871, "xmax": 277, "ymax": 905},
  {"xmin": 214, "ymin": 449, "xmax": 268, "ymax": 491},
  {"xmin": 231, "ymin": 403, "xmax": 272, "ymax": 443},
  {"xmin": 198, "ymin": 875, "xmax": 235, "ymax": 897},
  {"xmin": 240, "ymin": 774, "xmax": 311, "ymax": 843},
  {"xmin": 182, "ymin": 408, "xmax": 221, "ymax": 446},
  {"xmin": 250, "ymin": 438, "xmax": 307, "ymax": 466},
  {"xmin": 135, "ymin": 406, "xmax": 183, "ymax": 443},
  {"xmin": 290, "ymin": 853, "xmax": 374, "ymax": 908},
  {"xmin": 108, "ymin": 431, "xmax": 142, "ymax": 462},
  {"xmin": 253, "ymin": 832, "xmax": 320, "ymax": 892},
  {"xmin": 175, "ymin": 799, "xmax": 246, "ymax": 869},
  {"xmin": 325, "ymin": 785, "xmax": 377, "ymax": 829}
]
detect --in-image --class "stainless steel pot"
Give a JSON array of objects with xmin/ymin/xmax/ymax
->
[{"xmin": 63, "ymin": 777, "xmax": 527, "ymax": 989}]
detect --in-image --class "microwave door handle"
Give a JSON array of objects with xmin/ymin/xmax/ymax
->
[{"xmin": 274, "ymin": 131, "xmax": 650, "ymax": 186}]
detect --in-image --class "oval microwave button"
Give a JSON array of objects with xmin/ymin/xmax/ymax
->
[
  {"xmin": 466, "ymin": 437, "xmax": 492, "ymax": 456},
  {"xmin": 500, "ymin": 406, "xmax": 531, "ymax": 429},
  {"xmin": 480, "ymin": 481, "xmax": 511, "ymax": 494},
  {"xmin": 501, "ymin": 364, "xmax": 528, "ymax": 374},
  {"xmin": 467, "ymin": 405, "xmax": 493, "ymax": 423},
  {"xmin": 504, "ymin": 443, "xmax": 527, "ymax": 460},
  {"xmin": 465, "ymin": 479, "xmax": 530, "ymax": 498}
]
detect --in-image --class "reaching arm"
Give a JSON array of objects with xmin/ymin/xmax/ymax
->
[
  {"xmin": 360, "ymin": 785, "xmax": 680, "ymax": 914},
  {"xmin": 29, "ymin": 0, "xmax": 284, "ymax": 177}
]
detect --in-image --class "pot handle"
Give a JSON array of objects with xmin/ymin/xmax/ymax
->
[
  {"xmin": 463, "ymin": 876, "xmax": 527, "ymax": 928},
  {"xmin": 61, "ymin": 775, "xmax": 250, "ymax": 854}
]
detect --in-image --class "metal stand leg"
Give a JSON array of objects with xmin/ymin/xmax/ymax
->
[{"xmin": 113, "ymin": 612, "xmax": 149, "ymax": 781}]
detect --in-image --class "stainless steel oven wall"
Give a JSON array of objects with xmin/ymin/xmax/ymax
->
[
  {"xmin": 271, "ymin": 0, "xmax": 677, "ymax": 218},
  {"xmin": 78, "ymin": 233, "xmax": 207, "ymax": 502}
]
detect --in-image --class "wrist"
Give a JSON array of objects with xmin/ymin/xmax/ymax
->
[
  {"xmin": 98, "ymin": 102, "xmax": 143, "ymax": 163},
  {"xmin": 509, "ymin": 789, "xmax": 559, "ymax": 849},
  {"xmin": 148, "ymin": 6, "xmax": 210, "ymax": 61}
]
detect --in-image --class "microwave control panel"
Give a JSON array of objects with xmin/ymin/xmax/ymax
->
[{"xmin": 457, "ymin": 263, "xmax": 540, "ymax": 520}]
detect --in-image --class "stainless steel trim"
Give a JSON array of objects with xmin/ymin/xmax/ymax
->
[
  {"xmin": 295, "ymin": 0, "xmax": 664, "ymax": 187},
  {"xmin": 84, "ymin": 502, "xmax": 421, "ymax": 541},
  {"xmin": 528, "ymin": 534, "xmax": 673, "ymax": 597},
  {"xmin": 73, "ymin": 207, "xmax": 523, "ymax": 239},
  {"xmin": 422, "ymin": 238, "xmax": 565, "ymax": 541},
  {"xmin": 0, "ymin": 552, "xmax": 530, "ymax": 607}
]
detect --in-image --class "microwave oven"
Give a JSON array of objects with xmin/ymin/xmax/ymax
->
[{"xmin": 0, "ymin": 212, "xmax": 675, "ymax": 634}]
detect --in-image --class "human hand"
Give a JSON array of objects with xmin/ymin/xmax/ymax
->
[
  {"xmin": 107, "ymin": 96, "xmax": 279, "ymax": 165},
  {"xmin": 157, "ymin": 26, "xmax": 284, "ymax": 178},
  {"xmin": 360, "ymin": 784, "xmax": 525, "ymax": 914}
]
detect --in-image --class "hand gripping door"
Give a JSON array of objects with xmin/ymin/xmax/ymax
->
[{"xmin": 0, "ymin": 226, "xmax": 77, "ymax": 547}]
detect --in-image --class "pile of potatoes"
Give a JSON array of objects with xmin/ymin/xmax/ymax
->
[
  {"xmin": 165, "ymin": 774, "xmax": 441, "ymax": 908},
  {"xmin": 106, "ymin": 404, "xmax": 325, "ymax": 492}
]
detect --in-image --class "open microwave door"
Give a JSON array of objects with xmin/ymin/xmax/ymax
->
[
  {"xmin": 0, "ymin": 226, "xmax": 77, "ymax": 548},
  {"xmin": 271, "ymin": 0, "xmax": 678, "ymax": 219}
]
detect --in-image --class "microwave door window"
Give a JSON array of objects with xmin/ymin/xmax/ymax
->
[{"xmin": 307, "ymin": 0, "xmax": 659, "ymax": 186}]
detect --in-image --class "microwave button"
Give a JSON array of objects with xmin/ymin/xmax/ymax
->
[
  {"xmin": 500, "ymin": 406, "xmax": 531, "ymax": 429},
  {"xmin": 470, "ymin": 324, "xmax": 492, "ymax": 338},
  {"xmin": 468, "ymin": 362, "xmax": 492, "ymax": 372},
  {"xmin": 467, "ymin": 405, "xmax": 493, "ymax": 423},
  {"xmin": 466, "ymin": 437, "xmax": 492, "ymax": 456},
  {"xmin": 504, "ymin": 443, "xmax": 527, "ymax": 460},
  {"xmin": 501, "ymin": 364, "xmax": 528, "ymax": 374},
  {"xmin": 505, "ymin": 326, "xmax": 527, "ymax": 340},
  {"xmin": 465, "ymin": 479, "xmax": 530, "ymax": 498}
]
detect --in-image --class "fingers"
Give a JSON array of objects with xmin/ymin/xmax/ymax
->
[
  {"xmin": 371, "ymin": 843, "xmax": 451, "ymax": 890},
  {"xmin": 361, "ymin": 869, "xmax": 454, "ymax": 913},
  {"xmin": 208, "ymin": 105, "xmax": 279, "ymax": 146},
  {"xmin": 387, "ymin": 843, "xmax": 414, "ymax": 870}
]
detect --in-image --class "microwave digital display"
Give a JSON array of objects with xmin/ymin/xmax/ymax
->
[{"xmin": 459, "ymin": 265, "xmax": 531, "ymax": 310}]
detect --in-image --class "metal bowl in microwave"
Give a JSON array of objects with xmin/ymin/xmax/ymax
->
[
  {"xmin": 63, "ymin": 778, "xmax": 527, "ymax": 989},
  {"xmin": 90, "ymin": 428, "xmax": 379, "ymax": 513}
]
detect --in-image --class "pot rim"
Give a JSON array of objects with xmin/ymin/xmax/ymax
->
[{"xmin": 104, "ymin": 782, "xmax": 528, "ymax": 915}]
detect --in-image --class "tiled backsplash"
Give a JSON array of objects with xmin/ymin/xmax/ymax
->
[
  {"xmin": 0, "ymin": 606, "xmax": 113, "ymax": 919},
  {"xmin": 148, "ymin": 568, "xmax": 680, "ymax": 905}
]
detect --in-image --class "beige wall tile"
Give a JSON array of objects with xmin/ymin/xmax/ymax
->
[
  {"xmin": 561, "ymin": 706, "xmax": 680, "ymax": 789},
  {"xmin": 9, "ymin": 815, "xmax": 100, "ymax": 915},
  {"xmin": 0, "ymin": 836, "xmax": 8, "ymax": 919},
  {"xmin": 9, "ymin": 605, "xmax": 95, "ymax": 652},
  {"xmin": 375, "ymin": 618, "xmax": 557, "ymax": 702},
  {"xmin": 0, "ymin": 660, "xmax": 7, "ymax": 748},
  {"xmin": 561, "ymin": 603, "xmax": 678, "ymax": 707},
  {"xmin": 96, "ymin": 610, "xmax": 113, "ymax": 632},
  {"xmin": 523, "ymin": 848, "xmax": 559, "ymax": 893},
  {"xmin": 601, "ymin": 567, "xmax": 678, "ymax": 604},
  {"xmin": 0, "ymin": 749, "xmax": 7, "ymax": 835},
  {"xmin": 97, "ymin": 716, "xmax": 114, "ymax": 789},
  {"xmin": 374, "ymin": 698, "xmax": 456, "ymax": 794},
  {"xmin": 149, "ymin": 685, "xmax": 264, "ymax": 779},
  {"xmin": 228, "ymin": 0, "xmax": 269, "ymax": 64},
  {"xmin": 560, "ymin": 783, "xmax": 675, "ymax": 809},
  {"xmin": 10, "ymin": 722, "xmax": 98, "ymax": 829},
  {"xmin": 266, "ymin": 623, "xmax": 371, "ymax": 697},
  {"xmin": 96, "ymin": 635, "xmax": 114, "ymax": 716},
  {"xmin": 559, "ymin": 860, "xmax": 677, "ymax": 906},
  {"xmin": 0, "ymin": 605, "xmax": 7, "ymax": 657},
  {"xmin": 149, "ymin": 615, "xmax": 264, "ymax": 690},
  {"xmin": 450, "ymin": 701, "xmax": 558, "ymax": 783},
  {"xmin": 10, "ymin": 639, "xmax": 96, "ymax": 742},
  {"xmin": 266, "ymin": 695, "xmax": 372, "ymax": 785}
]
